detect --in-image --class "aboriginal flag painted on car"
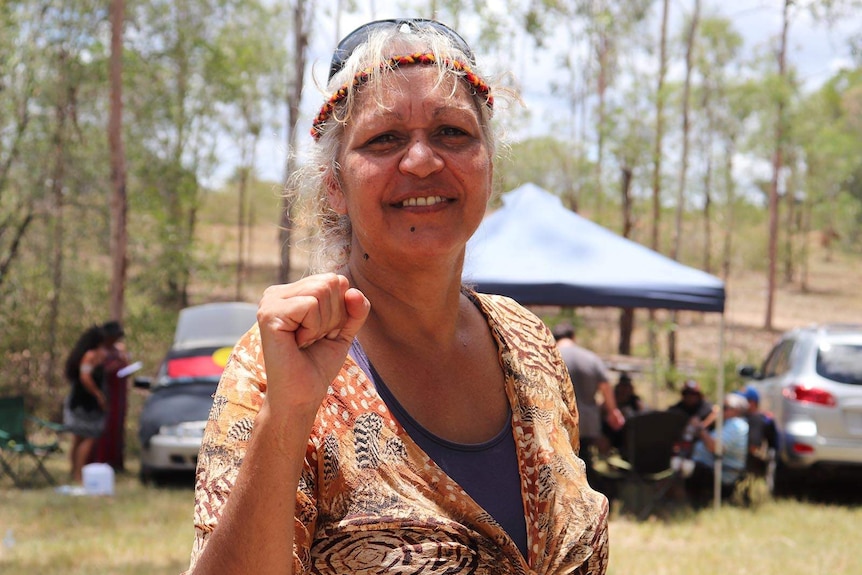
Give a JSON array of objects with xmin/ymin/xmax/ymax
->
[{"xmin": 164, "ymin": 346, "xmax": 233, "ymax": 379}]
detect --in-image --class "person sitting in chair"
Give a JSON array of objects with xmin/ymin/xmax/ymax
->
[{"xmin": 684, "ymin": 393, "xmax": 750, "ymax": 505}]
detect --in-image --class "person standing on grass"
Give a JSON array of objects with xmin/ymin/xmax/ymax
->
[
  {"xmin": 552, "ymin": 320, "xmax": 625, "ymax": 487},
  {"xmin": 184, "ymin": 18, "xmax": 608, "ymax": 575},
  {"xmin": 62, "ymin": 325, "xmax": 108, "ymax": 485},
  {"xmin": 88, "ymin": 320, "xmax": 130, "ymax": 472}
]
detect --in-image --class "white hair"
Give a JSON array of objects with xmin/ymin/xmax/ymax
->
[
  {"xmin": 284, "ymin": 24, "xmax": 507, "ymax": 273},
  {"xmin": 724, "ymin": 393, "xmax": 749, "ymax": 412}
]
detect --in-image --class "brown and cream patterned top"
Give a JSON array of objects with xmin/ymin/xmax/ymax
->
[{"xmin": 186, "ymin": 292, "xmax": 609, "ymax": 574}]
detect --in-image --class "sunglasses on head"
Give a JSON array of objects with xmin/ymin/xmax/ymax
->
[{"xmin": 328, "ymin": 18, "xmax": 476, "ymax": 80}]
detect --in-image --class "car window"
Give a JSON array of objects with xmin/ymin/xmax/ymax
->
[
  {"xmin": 762, "ymin": 340, "xmax": 794, "ymax": 378},
  {"xmin": 816, "ymin": 343, "xmax": 862, "ymax": 385}
]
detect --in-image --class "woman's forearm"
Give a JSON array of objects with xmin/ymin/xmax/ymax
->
[{"xmin": 190, "ymin": 403, "xmax": 315, "ymax": 575}]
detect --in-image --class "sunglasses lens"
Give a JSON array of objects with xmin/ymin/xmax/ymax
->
[{"xmin": 328, "ymin": 19, "xmax": 474, "ymax": 80}]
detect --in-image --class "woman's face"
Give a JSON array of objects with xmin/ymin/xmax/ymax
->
[{"xmin": 329, "ymin": 66, "xmax": 493, "ymax": 269}]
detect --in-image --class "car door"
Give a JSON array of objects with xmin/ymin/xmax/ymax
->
[{"xmin": 758, "ymin": 337, "xmax": 797, "ymax": 423}]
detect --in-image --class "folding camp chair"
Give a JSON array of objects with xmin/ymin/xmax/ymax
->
[
  {"xmin": 598, "ymin": 410, "xmax": 689, "ymax": 520},
  {"xmin": 0, "ymin": 396, "xmax": 65, "ymax": 488}
]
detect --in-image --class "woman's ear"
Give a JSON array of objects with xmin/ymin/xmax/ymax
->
[{"xmin": 325, "ymin": 173, "xmax": 348, "ymax": 215}]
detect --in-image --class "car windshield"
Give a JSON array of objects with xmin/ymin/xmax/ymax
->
[
  {"xmin": 172, "ymin": 302, "xmax": 257, "ymax": 350},
  {"xmin": 816, "ymin": 343, "xmax": 862, "ymax": 385}
]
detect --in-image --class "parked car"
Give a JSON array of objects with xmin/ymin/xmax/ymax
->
[
  {"xmin": 135, "ymin": 302, "xmax": 258, "ymax": 483},
  {"xmin": 738, "ymin": 323, "xmax": 862, "ymax": 495}
]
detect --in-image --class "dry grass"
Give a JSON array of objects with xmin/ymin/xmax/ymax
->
[
  {"xmin": 609, "ymin": 499, "xmax": 862, "ymax": 575},
  {"xmin": 0, "ymin": 452, "xmax": 192, "ymax": 575},
  {"xmin": 2, "ymin": 452, "xmax": 862, "ymax": 575}
]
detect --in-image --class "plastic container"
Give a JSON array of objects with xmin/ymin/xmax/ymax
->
[{"xmin": 82, "ymin": 463, "xmax": 115, "ymax": 496}]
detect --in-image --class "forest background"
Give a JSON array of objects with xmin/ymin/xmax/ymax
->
[{"xmin": 2, "ymin": 0, "xmax": 862, "ymax": 434}]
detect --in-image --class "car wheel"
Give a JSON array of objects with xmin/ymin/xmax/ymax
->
[
  {"xmin": 139, "ymin": 465, "xmax": 153, "ymax": 485},
  {"xmin": 767, "ymin": 449, "xmax": 800, "ymax": 498}
]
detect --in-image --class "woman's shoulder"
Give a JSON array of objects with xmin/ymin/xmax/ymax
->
[
  {"xmin": 468, "ymin": 291, "xmax": 558, "ymax": 360},
  {"xmin": 81, "ymin": 347, "xmax": 104, "ymax": 363},
  {"xmin": 470, "ymin": 291, "xmax": 542, "ymax": 325}
]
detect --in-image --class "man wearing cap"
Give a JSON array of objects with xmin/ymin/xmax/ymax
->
[
  {"xmin": 668, "ymin": 379, "xmax": 717, "ymax": 431},
  {"xmin": 736, "ymin": 385, "xmax": 777, "ymax": 458}
]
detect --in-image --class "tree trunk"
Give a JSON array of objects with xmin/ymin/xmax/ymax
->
[
  {"xmin": 800, "ymin": 193, "xmax": 811, "ymax": 292},
  {"xmin": 619, "ymin": 165, "xmax": 634, "ymax": 354},
  {"xmin": 721, "ymin": 136, "xmax": 737, "ymax": 282},
  {"xmin": 702, "ymin": 149, "xmax": 713, "ymax": 274},
  {"xmin": 669, "ymin": 0, "xmax": 700, "ymax": 367},
  {"xmin": 782, "ymin": 162, "xmax": 797, "ymax": 284},
  {"xmin": 594, "ymin": 29, "xmax": 609, "ymax": 218},
  {"xmin": 279, "ymin": 0, "xmax": 310, "ymax": 284},
  {"xmin": 671, "ymin": 0, "xmax": 699, "ymax": 262},
  {"xmin": 47, "ymin": 51, "xmax": 71, "ymax": 390},
  {"xmin": 765, "ymin": 0, "xmax": 791, "ymax": 330},
  {"xmin": 108, "ymin": 0, "xmax": 127, "ymax": 321},
  {"xmin": 651, "ymin": 0, "xmax": 670, "ymax": 252},
  {"xmin": 236, "ymin": 166, "xmax": 249, "ymax": 300}
]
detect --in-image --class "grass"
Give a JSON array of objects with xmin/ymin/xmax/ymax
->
[
  {"xmin": 609, "ymin": 498, "xmax": 862, "ymax": 575},
  {"xmin": 2, "ymin": 446, "xmax": 862, "ymax": 574},
  {"xmin": 0, "ymin": 453, "xmax": 193, "ymax": 575}
]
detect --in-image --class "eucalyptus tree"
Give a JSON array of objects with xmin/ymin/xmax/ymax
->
[
  {"xmin": 764, "ymin": 0, "xmax": 792, "ymax": 330},
  {"xmin": 691, "ymin": 15, "xmax": 743, "ymax": 275},
  {"xmin": 715, "ymin": 79, "xmax": 759, "ymax": 283},
  {"xmin": 108, "ymin": 0, "xmax": 127, "ymax": 321},
  {"xmin": 606, "ymin": 73, "xmax": 653, "ymax": 355},
  {"xmin": 206, "ymin": 2, "xmax": 287, "ymax": 296},
  {"xmin": 510, "ymin": 0, "xmax": 651, "ymax": 220},
  {"xmin": 125, "ymin": 0, "xmax": 277, "ymax": 307},
  {"xmin": 796, "ymin": 67, "xmax": 862, "ymax": 272},
  {"xmin": 1, "ymin": 0, "xmax": 114, "ymax": 397},
  {"xmin": 670, "ymin": 0, "xmax": 700, "ymax": 266},
  {"xmin": 495, "ymin": 136, "xmax": 592, "ymax": 206},
  {"xmin": 278, "ymin": 0, "xmax": 314, "ymax": 284},
  {"xmin": 649, "ymin": 0, "xmax": 670, "ymax": 251},
  {"xmin": 0, "ymin": 1, "xmax": 38, "ymax": 289}
]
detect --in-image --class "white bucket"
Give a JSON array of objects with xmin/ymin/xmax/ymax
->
[{"xmin": 82, "ymin": 463, "xmax": 115, "ymax": 496}]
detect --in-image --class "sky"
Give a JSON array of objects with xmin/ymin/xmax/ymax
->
[{"xmin": 234, "ymin": 1, "xmax": 860, "ymax": 187}]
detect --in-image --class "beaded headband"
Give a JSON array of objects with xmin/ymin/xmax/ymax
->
[{"xmin": 310, "ymin": 52, "xmax": 494, "ymax": 141}]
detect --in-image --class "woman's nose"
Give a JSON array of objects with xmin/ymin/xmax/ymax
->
[{"xmin": 399, "ymin": 136, "xmax": 444, "ymax": 178}]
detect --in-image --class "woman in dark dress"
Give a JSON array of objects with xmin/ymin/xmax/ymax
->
[{"xmin": 88, "ymin": 321, "xmax": 130, "ymax": 471}]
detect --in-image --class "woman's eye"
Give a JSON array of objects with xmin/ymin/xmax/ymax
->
[
  {"xmin": 439, "ymin": 126, "xmax": 468, "ymax": 137},
  {"xmin": 365, "ymin": 133, "xmax": 399, "ymax": 147}
]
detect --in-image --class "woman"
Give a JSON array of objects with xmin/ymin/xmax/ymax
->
[
  {"xmin": 88, "ymin": 320, "xmax": 130, "ymax": 471},
  {"xmin": 63, "ymin": 324, "xmax": 108, "ymax": 484},
  {"xmin": 187, "ymin": 19, "xmax": 608, "ymax": 574}
]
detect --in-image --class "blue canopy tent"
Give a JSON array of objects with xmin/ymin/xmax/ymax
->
[
  {"xmin": 463, "ymin": 183, "xmax": 728, "ymax": 508},
  {"xmin": 462, "ymin": 183, "xmax": 725, "ymax": 312}
]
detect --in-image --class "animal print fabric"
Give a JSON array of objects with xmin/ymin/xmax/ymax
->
[{"xmin": 185, "ymin": 292, "xmax": 609, "ymax": 574}]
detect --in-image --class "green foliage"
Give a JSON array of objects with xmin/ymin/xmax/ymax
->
[{"xmin": 496, "ymin": 136, "xmax": 594, "ymax": 210}]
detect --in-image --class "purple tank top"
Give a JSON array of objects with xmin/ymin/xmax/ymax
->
[{"xmin": 349, "ymin": 340, "xmax": 528, "ymax": 559}]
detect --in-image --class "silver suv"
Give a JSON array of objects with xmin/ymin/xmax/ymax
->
[{"xmin": 739, "ymin": 324, "xmax": 862, "ymax": 494}]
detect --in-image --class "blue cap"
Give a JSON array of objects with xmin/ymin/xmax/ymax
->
[{"xmin": 735, "ymin": 385, "xmax": 759, "ymax": 404}]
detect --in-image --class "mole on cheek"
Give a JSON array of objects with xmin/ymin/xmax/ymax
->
[{"xmin": 410, "ymin": 227, "xmax": 416, "ymax": 232}]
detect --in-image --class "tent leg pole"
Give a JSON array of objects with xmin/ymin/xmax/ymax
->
[{"xmin": 714, "ymin": 312, "xmax": 727, "ymax": 510}]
